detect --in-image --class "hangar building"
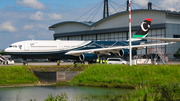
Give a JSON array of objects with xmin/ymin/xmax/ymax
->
[{"xmin": 49, "ymin": 2, "xmax": 180, "ymax": 60}]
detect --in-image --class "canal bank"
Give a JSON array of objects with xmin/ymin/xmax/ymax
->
[
  {"xmin": 1, "ymin": 64, "xmax": 180, "ymax": 88},
  {"xmin": 0, "ymin": 65, "xmax": 86, "ymax": 87},
  {"xmin": 1, "ymin": 64, "xmax": 180, "ymax": 100},
  {"xmin": 69, "ymin": 64, "xmax": 180, "ymax": 100},
  {"xmin": 70, "ymin": 64, "xmax": 180, "ymax": 87},
  {"xmin": 33, "ymin": 71, "xmax": 82, "ymax": 83}
]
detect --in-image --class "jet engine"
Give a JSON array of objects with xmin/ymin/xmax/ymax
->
[
  {"xmin": 79, "ymin": 53, "xmax": 98, "ymax": 61},
  {"xmin": 118, "ymin": 49, "xmax": 137, "ymax": 57}
]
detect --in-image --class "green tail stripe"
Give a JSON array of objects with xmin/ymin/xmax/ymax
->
[{"xmin": 132, "ymin": 35, "xmax": 146, "ymax": 38}]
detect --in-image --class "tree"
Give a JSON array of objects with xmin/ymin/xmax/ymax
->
[
  {"xmin": 175, "ymin": 48, "xmax": 180, "ymax": 57},
  {"xmin": 0, "ymin": 50, "xmax": 7, "ymax": 55}
]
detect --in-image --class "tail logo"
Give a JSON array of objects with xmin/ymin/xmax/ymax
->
[
  {"xmin": 141, "ymin": 22, "xmax": 150, "ymax": 32},
  {"xmin": 132, "ymin": 18, "xmax": 152, "ymax": 39}
]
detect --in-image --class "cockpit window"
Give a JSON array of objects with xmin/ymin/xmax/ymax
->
[{"xmin": 9, "ymin": 45, "xmax": 18, "ymax": 48}]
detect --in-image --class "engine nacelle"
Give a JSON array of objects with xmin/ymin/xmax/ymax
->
[
  {"xmin": 118, "ymin": 49, "xmax": 137, "ymax": 57},
  {"xmin": 79, "ymin": 53, "xmax": 97, "ymax": 61}
]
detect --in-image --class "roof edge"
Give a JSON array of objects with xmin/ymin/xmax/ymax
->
[{"xmin": 49, "ymin": 9, "xmax": 180, "ymax": 29}]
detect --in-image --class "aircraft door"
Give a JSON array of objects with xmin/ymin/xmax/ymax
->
[
  {"xmin": 24, "ymin": 43, "xmax": 29, "ymax": 51},
  {"xmin": 59, "ymin": 43, "xmax": 63, "ymax": 50}
]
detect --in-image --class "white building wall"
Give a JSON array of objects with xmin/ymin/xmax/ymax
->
[
  {"xmin": 54, "ymin": 23, "xmax": 90, "ymax": 33},
  {"xmin": 94, "ymin": 13, "xmax": 128, "ymax": 29},
  {"xmin": 52, "ymin": 10, "xmax": 166, "ymax": 34},
  {"xmin": 132, "ymin": 11, "xmax": 166, "ymax": 24},
  {"xmin": 166, "ymin": 15, "xmax": 180, "ymax": 24},
  {"xmin": 93, "ymin": 10, "xmax": 166, "ymax": 30}
]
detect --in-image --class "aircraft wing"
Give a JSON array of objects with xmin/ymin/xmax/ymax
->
[
  {"xmin": 139, "ymin": 37, "xmax": 180, "ymax": 42},
  {"xmin": 65, "ymin": 42, "xmax": 174, "ymax": 56}
]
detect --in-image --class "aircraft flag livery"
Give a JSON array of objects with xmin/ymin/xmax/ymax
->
[{"xmin": 132, "ymin": 18, "xmax": 152, "ymax": 39}]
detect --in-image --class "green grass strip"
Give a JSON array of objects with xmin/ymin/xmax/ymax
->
[
  {"xmin": 0, "ymin": 66, "xmax": 39, "ymax": 85},
  {"xmin": 71, "ymin": 64, "xmax": 180, "ymax": 88}
]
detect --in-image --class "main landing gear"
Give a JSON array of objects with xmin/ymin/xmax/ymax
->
[
  {"xmin": 23, "ymin": 59, "xmax": 28, "ymax": 65},
  {"xmin": 88, "ymin": 60, "xmax": 96, "ymax": 64},
  {"xmin": 74, "ymin": 61, "xmax": 85, "ymax": 64}
]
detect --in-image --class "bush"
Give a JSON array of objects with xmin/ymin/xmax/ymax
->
[{"xmin": 44, "ymin": 93, "xmax": 68, "ymax": 101}]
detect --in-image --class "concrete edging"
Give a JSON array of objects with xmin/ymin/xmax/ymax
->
[{"xmin": 34, "ymin": 71, "xmax": 82, "ymax": 83}]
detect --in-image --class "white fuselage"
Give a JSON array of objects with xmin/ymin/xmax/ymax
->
[
  {"xmin": 5, "ymin": 40, "xmax": 91, "ymax": 52},
  {"xmin": 4, "ymin": 39, "xmax": 140, "ymax": 60},
  {"xmin": 4, "ymin": 40, "xmax": 92, "ymax": 59}
]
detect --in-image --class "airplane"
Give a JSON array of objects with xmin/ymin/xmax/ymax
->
[{"xmin": 4, "ymin": 18, "xmax": 179, "ymax": 65}]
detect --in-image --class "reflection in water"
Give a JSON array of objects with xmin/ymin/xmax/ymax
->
[{"xmin": 0, "ymin": 86, "xmax": 131, "ymax": 101}]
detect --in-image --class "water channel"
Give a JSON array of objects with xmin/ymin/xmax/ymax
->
[{"xmin": 0, "ymin": 86, "xmax": 131, "ymax": 101}]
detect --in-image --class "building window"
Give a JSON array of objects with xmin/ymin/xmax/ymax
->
[
  {"xmin": 57, "ymin": 37, "xmax": 68, "ymax": 40},
  {"xmin": 173, "ymin": 35, "xmax": 180, "ymax": 38}
]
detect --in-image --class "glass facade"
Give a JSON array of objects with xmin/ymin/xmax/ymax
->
[{"xmin": 141, "ymin": 29, "xmax": 166, "ymax": 56}]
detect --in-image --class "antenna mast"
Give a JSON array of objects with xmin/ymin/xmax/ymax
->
[{"xmin": 103, "ymin": 0, "xmax": 109, "ymax": 18}]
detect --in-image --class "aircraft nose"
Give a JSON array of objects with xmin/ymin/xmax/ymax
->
[{"xmin": 4, "ymin": 48, "xmax": 9, "ymax": 53}]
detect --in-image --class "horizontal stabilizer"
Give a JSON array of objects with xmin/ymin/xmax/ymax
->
[{"xmin": 139, "ymin": 37, "xmax": 180, "ymax": 42}]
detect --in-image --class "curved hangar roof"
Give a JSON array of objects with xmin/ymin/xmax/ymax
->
[{"xmin": 49, "ymin": 9, "xmax": 180, "ymax": 34}]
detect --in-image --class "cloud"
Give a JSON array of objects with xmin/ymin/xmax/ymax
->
[
  {"xmin": 134, "ymin": 0, "xmax": 149, "ymax": 7},
  {"xmin": 14, "ymin": 33, "xmax": 22, "ymax": 39},
  {"xmin": 37, "ymin": 31, "xmax": 53, "ymax": 39},
  {"xmin": 160, "ymin": 0, "xmax": 180, "ymax": 11},
  {"xmin": 0, "ymin": 21, "xmax": 16, "ymax": 32},
  {"xmin": 30, "ymin": 11, "xmax": 44, "ymax": 21},
  {"xmin": 16, "ymin": 0, "xmax": 46, "ymax": 10},
  {"xmin": 28, "ymin": 34, "xmax": 35, "ymax": 39},
  {"xmin": 30, "ymin": 11, "xmax": 62, "ymax": 21},
  {"xmin": 48, "ymin": 13, "xmax": 62, "ymax": 20},
  {"xmin": 37, "ymin": 24, "xmax": 48, "ymax": 30},
  {"xmin": 23, "ymin": 25, "xmax": 34, "ymax": 30}
]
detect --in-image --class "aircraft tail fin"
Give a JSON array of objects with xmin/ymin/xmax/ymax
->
[{"xmin": 132, "ymin": 18, "xmax": 152, "ymax": 39}]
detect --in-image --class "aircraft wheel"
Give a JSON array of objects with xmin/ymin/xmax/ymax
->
[
  {"xmin": 3, "ymin": 61, "xmax": 8, "ymax": 65},
  {"xmin": 23, "ymin": 62, "xmax": 28, "ymax": 65},
  {"xmin": 88, "ymin": 61, "xmax": 91, "ymax": 64},
  {"xmin": 81, "ymin": 61, "xmax": 85, "ymax": 64},
  {"xmin": 74, "ymin": 61, "xmax": 77, "ymax": 64}
]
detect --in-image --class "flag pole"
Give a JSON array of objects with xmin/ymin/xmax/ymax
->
[{"xmin": 129, "ymin": 0, "xmax": 132, "ymax": 66}]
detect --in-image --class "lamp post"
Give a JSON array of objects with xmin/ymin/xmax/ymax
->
[{"xmin": 129, "ymin": 0, "xmax": 132, "ymax": 66}]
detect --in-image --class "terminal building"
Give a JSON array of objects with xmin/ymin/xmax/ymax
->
[{"xmin": 49, "ymin": 1, "xmax": 180, "ymax": 60}]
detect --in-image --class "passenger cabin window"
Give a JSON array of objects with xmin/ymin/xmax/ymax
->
[{"xmin": 31, "ymin": 46, "xmax": 57, "ymax": 48}]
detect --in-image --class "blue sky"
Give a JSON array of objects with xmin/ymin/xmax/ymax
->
[{"xmin": 0, "ymin": 0, "xmax": 180, "ymax": 50}]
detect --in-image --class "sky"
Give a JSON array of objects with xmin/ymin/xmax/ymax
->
[{"xmin": 0, "ymin": 0, "xmax": 180, "ymax": 50}]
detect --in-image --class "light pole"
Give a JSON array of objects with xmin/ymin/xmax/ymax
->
[{"xmin": 129, "ymin": 0, "xmax": 132, "ymax": 66}]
